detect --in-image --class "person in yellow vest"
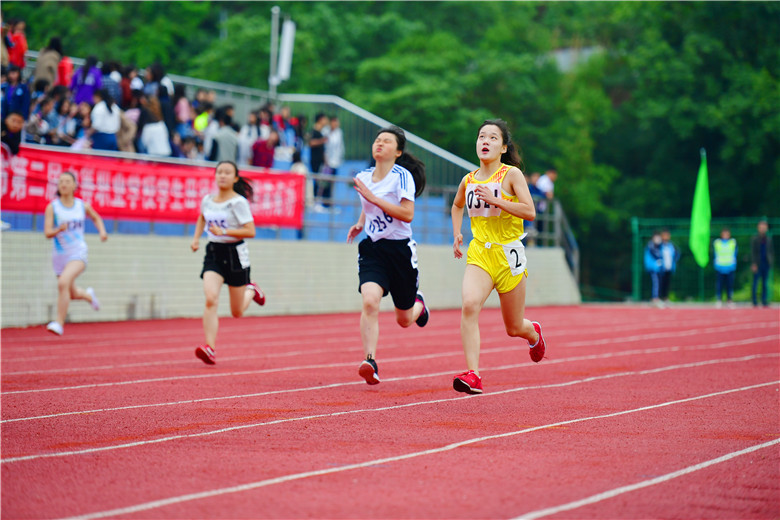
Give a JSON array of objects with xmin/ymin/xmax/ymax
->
[
  {"xmin": 450, "ymin": 119, "xmax": 546, "ymax": 395},
  {"xmin": 713, "ymin": 227, "xmax": 737, "ymax": 308}
]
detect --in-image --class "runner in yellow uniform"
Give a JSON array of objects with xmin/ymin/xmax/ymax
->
[{"xmin": 450, "ymin": 119, "xmax": 547, "ymax": 394}]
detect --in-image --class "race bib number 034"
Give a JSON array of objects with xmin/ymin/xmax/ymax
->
[{"xmin": 465, "ymin": 182, "xmax": 502, "ymax": 218}]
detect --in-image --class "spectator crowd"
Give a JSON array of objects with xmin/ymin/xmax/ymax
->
[{"xmin": 1, "ymin": 21, "xmax": 345, "ymax": 191}]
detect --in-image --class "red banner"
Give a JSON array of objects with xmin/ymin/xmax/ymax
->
[{"xmin": 1, "ymin": 145, "xmax": 305, "ymax": 228}]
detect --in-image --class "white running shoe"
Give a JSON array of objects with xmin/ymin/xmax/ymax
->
[
  {"xmin": 86, "ymin": 287, "xmax": 100, "ymax": 311},
  {"xmin": 46, "ymin": 321, "xmax": 64, "ymax": 335}
]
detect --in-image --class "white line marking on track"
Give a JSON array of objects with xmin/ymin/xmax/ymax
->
[
  {"xmin": 2, "ymin": 333, "xmax": 775, "ymax": 395},
  {"xmin": 3, "ymin": 354, "xmax": 776, "ymax": 463},
  {"xmin": 514, "ymin": 437, "xmax": 780, "ymax": 519},
  {"xmin": 58, "ymin": 381, "xmax": 780, "ymax": 520},
  {"xmin": 2, "ymin": 338, "xmax": 776, "ymax": 423}
]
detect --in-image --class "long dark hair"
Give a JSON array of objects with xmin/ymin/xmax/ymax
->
[
  {"xmin": 94, "ymin": 88, "xmax": 116, "ymax": 114},
  {"xmin": 82, "ymin": 56, "xmax": 97, "ymax": 82},
  {"xmin": 217, "ymin": 161, "xmax": 254, "ymax": 202},
  {"xmin": 478, "ymin": 119, "xmax": 523, "ymax": 170},
  {"xmin": 376, "ymin": 125, "xmax": 426, "ymax": 197}
]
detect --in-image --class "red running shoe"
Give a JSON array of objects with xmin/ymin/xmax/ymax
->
[
  {"xmin": 529, "ymin": 321, "xmax": 546, "ymax": 363},
  {"xmin": 195, "ymin": 345, "xmax": 216, "ymax": 365},
  {"xmin": 248, "ymin": 281, "xmax": 265, "ymax": 306},
  {"xmin": 453, "ymin": 370, "xmax": 483, "ymax": 394},
  {"xmin": 359, "ymin": 358, "xmax": 380, "ymax": 385}
]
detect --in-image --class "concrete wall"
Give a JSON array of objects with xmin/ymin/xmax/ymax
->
[{"xmin": 1, "ymin": 232, "xmax": 580, "ymax": 328}]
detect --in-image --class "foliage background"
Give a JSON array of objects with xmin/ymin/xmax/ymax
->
[{"xmin": 4, "ymin": 1, "xmax": 778, "ymax": 298}]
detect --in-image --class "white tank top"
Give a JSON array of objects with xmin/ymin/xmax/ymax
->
[{"xmin": 52, "ymin": 198, "xmax": 86, "ymax": 255}]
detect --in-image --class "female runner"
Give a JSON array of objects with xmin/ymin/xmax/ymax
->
[
  {"xmin": 451, "ymin": 119, "xmax": 546, "ymax": 394},
  {"xmin": 43, "ymin": 171, "xmax": 107, "ymax": 335},
  {"xmin": 191, "ymin": 160, "xmax": 265, "ymax": 364},
  {"xmin": 347, "ymin": 125, "xmax": 429, "ymax": 385}
]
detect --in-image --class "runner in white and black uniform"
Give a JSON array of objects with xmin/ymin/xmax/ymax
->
[
  {"xmin": 43, "ymin": 171, "xmax": 108, "ymax": 336},
  {"xmin": 190, "ymin": 160, "xmax": 265, "ymax": 365},
  {"xmin": 347, "ymin": 125, "xmax": 429, "ymax": 385}
]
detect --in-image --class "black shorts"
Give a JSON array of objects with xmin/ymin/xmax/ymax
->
[
  {"xmin": 201, "ymin": 241, "xmax": 251, "ymax": 287},
  {"xmin": 358, "ymin": 237, "xmax": 419, "ymax": 310}
]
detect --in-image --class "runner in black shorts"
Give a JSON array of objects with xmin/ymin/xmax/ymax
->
[
  {"xmin": 347, "ymin": 126, "xmax": 430, "ymax": 385},
  {"xmin": 190, "ymin": 161, "xmax": 266, "ymax": 365}
]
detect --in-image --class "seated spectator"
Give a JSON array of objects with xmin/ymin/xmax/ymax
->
[
  {"xmin": 54, "ymin": 98, "xmax": 77, "ymax": 146},
  {"xmin": 179, "ymin": 136, "xmax": 201, "ymax": 160},
  {"xmin": 1, "ymin": 64, "xmax": 30, "ymax": 119},
  {"xmin": 251, "ymin": 129, "xmax": 279, "ymax": 168},
  {"xmin": 25, "ymin": 96, "xmax": 58, "ymax": 144},
  {"xmin": 1, "ymin": 110, "xmax": 25, "ymax": 154},
  {"xmin": 30, "ymin": 78, "xmax": 51, "ymax": 107},
  {"xmin": 140, "ymin": 96, "xmax": 171, "ymax": 157},
  {"xmin": 257, "ymin": 107, "xmax": 272, "ymax": 139},
  {"xmin": 32, "ymin": 37, "xmax": 62, "ymax": 88},
  {"xmin": 89, "ymin": 88, "xmax": 120, "ymax": 151},
  {"xmin": 116, "ymin": 109, "xmax": 137, "ymax": 153},
  {"xmin": 70, "ymin": 56, "xmax": 102, "ymax": 105}
]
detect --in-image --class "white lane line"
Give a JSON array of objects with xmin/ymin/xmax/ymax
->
[
  {"xmin": 2, "ymin": 334, "xmax": 775, "ymax": 396},
  {"xmin": 3, "ymin": 340, "xmax": 776, "ymax": 424},
  {"xmin": 58, "ymin": 382, "xmax": 780, "ymax": 520},
  {"xmin": 515, "ymin": 437, "xmax": 780, "ymax": 519},
  {"xmin": 3, "ymin": 354, "xmax": 776, "ymax": 463}
]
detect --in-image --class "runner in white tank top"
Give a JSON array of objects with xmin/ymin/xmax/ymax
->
[{"xmin": 43, "ymin": 172, "xmax": 108, "ymax": 336}]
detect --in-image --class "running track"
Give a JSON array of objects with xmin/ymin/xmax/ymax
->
[{"xmin": 1, "ymin": 305, "xmax": 778, "ymax": 519}]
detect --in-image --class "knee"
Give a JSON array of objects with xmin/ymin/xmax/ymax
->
[
  {"xmin": 397, "ymin": 315, "xmax": 414, "ymax": 328},
  {"xmin": 231, "ymin": 309, "xmax": 244, "ymax": 318},
  {"xmin": 505, "ymin": 323, "xmax": 526, "ymax": 338},
  {"xmin": 204, "ymin": 292, "xmax": 219, "ymax": 309},
  {"xmin": 461, "ymin": 297, "xmax": 482, "ymax": 318},
  {"xmin": 362, "ymin": 296, "xmax": 381, "ymax": 316},
  {"xmin": 57, "ymin": 278, "xmax": 70, "ymax": 292}
]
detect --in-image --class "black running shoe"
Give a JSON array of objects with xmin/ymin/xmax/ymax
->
[{"xmin": 415, "ymin": 292, "xmax": 429, "ymax": 327}]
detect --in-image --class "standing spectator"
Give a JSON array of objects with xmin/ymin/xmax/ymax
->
[
  {"xmin": 659, "ymin": 229, "xmax": 680, "ymax": 305},
  {"xmin": 207, "ymin": 109, "xmax": 238, "ymax": 163},
  {"xmin": 89, "ymin": 89, "xmax": 120, "ymax": 151},
  {"xmin": 750, "ymin": 220, "xmax": 774, "ymax": 307},
  {"xmin": 1, "ymin": 17, "xmax": 10, "ymax": 68},
  {"xmin": 7, "ymin": 19, "xmax": 27, "ymax": 69},
  {"xmin": 1, "ymin": 65, "xmax": 30, "ymax": 119},
  {"xmin": 140, "ymin": 96, "xmax": 171, "ymax": 157},
  {"xmin": 250, "ymin": 129, "xmax": 279, "ymax": 168},
  {"xmin": 237, "ymin": 110, "xmax": 260, "ymax": 165},
  {"xmin": 257, "ymin": 107, "xmax": 272, "ymax": 140},
  {"xmin": 324, "ymin": 114, "xmax": 344, "ymax": 175},
  {"xmin": 100, "ymin": 62, "xmax": 122, "ymax": 105},
  {"xmin": 290, "ymin": 148, "xmax": 314, "ymax": 208},
  {"xmin": 70, "ymin": 56, "xmax": 102, "ymax": 105},
  {"xmin": 534, "ymin": 168, "xmax": 557, "ymax": 241},
  {"xmin": 309, "ymin": 113, "xmax": 329, "ymax": 210},
  {"xmin": 119, "ymin": 65, "xmax": 139, "ymax": 109},
  {"xmin": 56, "ymin": 42, "xmax": 73, "ymax": 88},
  {"xmin": 172, "ymin": 84, "xmax": 194, "ymax": 138},
  {"xmin": 25, "ymin": 96, "xmax": 57, "ymax": 144},
  {"xmin": 33, "ymin": 37, "xmax": 62, "ymax": 88},
  {"xmin": 713, "ymin": 227, "xmax": 737, "ymax": 308},
  {"xmin": 644, "ymin": 231, "xmax": 664, "ymax": 307}
]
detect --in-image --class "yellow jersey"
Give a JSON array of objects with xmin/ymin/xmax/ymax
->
[{"xmin": 465, "ymin": 164, "xmax": 525, "ymax": 245}]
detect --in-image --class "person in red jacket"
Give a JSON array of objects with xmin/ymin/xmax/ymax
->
[{"xmin": 7, "ymin": 19, "xmax": 27, "ymax": 69}]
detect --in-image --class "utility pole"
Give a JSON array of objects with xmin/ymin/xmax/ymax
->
[{"xmin": 269, "ymin": 6, "xmax": 280, "ymax": 99}]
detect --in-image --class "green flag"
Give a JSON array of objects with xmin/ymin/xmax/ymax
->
[{"xmin": 689, "ymin": 148, "xmax": 711, "ymax": 268}]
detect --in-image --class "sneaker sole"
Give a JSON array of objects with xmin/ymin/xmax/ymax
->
[
  {"xmin": 358, "ymin": 363, "xmax": 380, "ymax": 385},
  {"xmin": 453, "ymin": 378, "xmax": 482, "ymax": 394},
  {"xmin": 195, "ymin": 348, "xmax": 216, "ymax": 365}
]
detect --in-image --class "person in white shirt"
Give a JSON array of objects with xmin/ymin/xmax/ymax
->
[
  {"xmin": 43, "ymin": 171, "xmax": 108, "ymax": 336},
  {"xmin": 89, "ymin": 88, "xmax": 120, "ymax": 151},
  {"xmin": 346, "ymin": 125, "xmax": 430, "ymax": 385},
  {"xmin": 190, "ymin": 161, "xmax": 266, "ymax": 365}
]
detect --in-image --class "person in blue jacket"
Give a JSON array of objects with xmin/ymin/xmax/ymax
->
[
  {"xmin": 713, "ymin": 227, "xmax": 737, "ymax": 308},
  {"xmin": 644, "ymin": 231, "xmax": 664, "ymax": 307},
  {"xmin": 659, "ymin": 229, "xmax": 681, "ymax": 305}
]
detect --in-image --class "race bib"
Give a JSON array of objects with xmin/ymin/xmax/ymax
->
[
  {"xmin": 235, "ymin": 242, "xmax": 250, "ymax": 269},
  {"xmin": 465, "ymin": 182, "xmax": 502, "ymax": 218},
  {"xmin": 501, "ymin": 240, "xmax": 527, "ymax": 276}
]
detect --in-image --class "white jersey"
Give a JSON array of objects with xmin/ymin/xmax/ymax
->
[
  {"xmin": 200, "ymin": 193, "xmax": 254, "ymax": 243},
  {"xmin": 51, "ymin": 197, "xmax": 88, "ymax": 274},
  {"xmin": 356, "ymin": 164, "xmax": 416, "ymax": 241}
]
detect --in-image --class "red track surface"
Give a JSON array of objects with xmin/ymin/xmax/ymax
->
[{"xmin": 2, "ymin": 305, "xmax": 778, "ymax": 519}]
